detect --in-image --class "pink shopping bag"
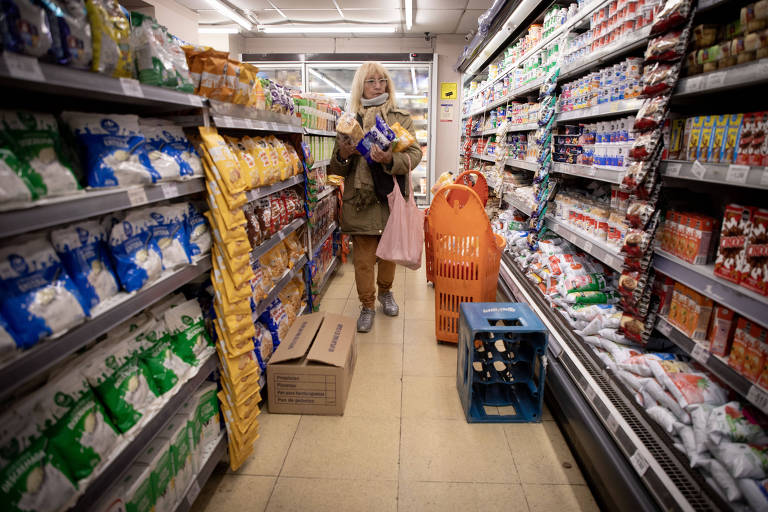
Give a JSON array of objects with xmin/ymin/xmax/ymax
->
[{"xmin": 376, "ymin": 172, "xmax": 425, "ymax": 270}]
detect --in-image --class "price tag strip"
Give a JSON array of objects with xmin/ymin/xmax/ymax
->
[
  {"xmin": 2, "ymin": 52, "xmax": 44, "ymax": 82},
  {"xmin": 127, "ymin": 187, "xmax": 148, "ymax": 206},
  {"xmin": 161, "ymin": 183, "xmax": 178, "ymax": 198},
  {"xmin": 119, "ymin": 78, "xmax": 144, "ymax": 98},
  {"xmin": 690, "ymin": 343, "xmax": 710, "ymax": 365},
  {"xmin": 747, "ymin": 385, "xmax": 768, "ymax": 415},
  {"xmin": 726, "ymin": 164, "xmax": 750, "ymax": 184},
  {"xmin": 630, "ymin": 450, "xmax": 650, "ymax": 476},
  {"xmin": 665, "ymin": 162, "xmax": 682, "ymax": 177}
]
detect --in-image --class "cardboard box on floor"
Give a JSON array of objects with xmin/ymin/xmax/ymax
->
[{"xmin": 267, "ymin": 312, "xmax": 357, "ymax": 415}]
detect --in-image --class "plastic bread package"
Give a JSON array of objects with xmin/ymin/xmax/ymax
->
[{"xmin": 85, "ymin": 0, "xmax": 132, "ymax": 78}]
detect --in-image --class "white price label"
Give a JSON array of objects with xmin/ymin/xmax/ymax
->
[
  {"xmin": 747, "ymin": 385, "xmax": 768, "ymax": 414},
  {"xmin": 187, "ymin": 94, "xmax": 203, "ymax": 107},
  {"xmin": 587, "ymin": 167, "xmax": 597, "ymax": 177},
  {"xmin": 583, "ymin": 241, "xmax": 593, "ymax": 254},
  {"xmin": 665, "ymin": 162, "xmax": 682, "ymax": 177},
  {"xmin": 186, "ymin": 479, "xmax": 202, "ymax": 504},
  {"xmin": 685, "ymin": 75, "xmax": 704, "ymax": 92},
  {"xmin": 585, "ymin": 385, "xmax": 596, "ymax": 402},
  {"xmin": 657, "ymin": 319, "xmax": 672, "ymax": 336},
  {"xmin": 607, "ymin": 414, "xmax": 620, "ymax": 433},
  {"xmin": 705, "ymin": 71, "xmax": 727, "ymax": 89},
  {"xmin": 126, "ymin": 187, "xmax": 148, "ymax": 206},
  {"xmin": 762, "ymin": 170, "xmax": 768, "ymax": 187},
  {"xmin": 161, "ymin": 183, "xmax": 178, "ymax": 198},
  {"xmin": 691, "ymin": 160, "xmax": 707, "ymax": 179},
  {"xmin": 690, "ymin": 343, "xmax": 710, "ymax": 365},
  {"xmin": 630, "ymin": 450, "xmax": 650, "ymax": 476},
  {"xmin": 119, "ymin": 78, "xmax": 144, "ymax": 98},
  {"xmin": 727, "ymin": 164, "xmax": 750, "ymax": 184},
  {"xmin": 2, "ymin": 52, "xmax": 44, "ymax": 81},
  {"xmin": 610, "ymin": 103, "xmax": 620, "ymax": 113}
]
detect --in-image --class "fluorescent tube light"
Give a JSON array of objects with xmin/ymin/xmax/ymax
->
[
  {"xmin": 199, "ymin": 26, "xmax": 239, "ymax": 34},
  {"xmin": 258, "ymin": 25, "xmax": 396, "ymax": 34},
  {"xmin": 405, "ymin": 0, "xmax": 412, "ymax": 30},
  {"xmin": 332, "ymin": 0, "xmax": 344, "ymax": 18},
  {"xmin": 309, "ymin": 68, "xmax": 346, "ymax": 94},
  {"xmin": 204, "ymin": 0, "xmax": 252, "ymax": 30}
]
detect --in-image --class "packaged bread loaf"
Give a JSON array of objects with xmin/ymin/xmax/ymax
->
[{"xmin": 336, "ymin": 112, "xmax": 364, "ymax": 144}]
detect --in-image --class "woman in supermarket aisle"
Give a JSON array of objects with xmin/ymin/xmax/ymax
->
[{"xmin": 329, "ymin": 61, "xmax": 423, "ymax": 333}]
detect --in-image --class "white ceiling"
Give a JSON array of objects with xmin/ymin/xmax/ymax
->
[{"xmin": 184, "ymin": 0, "xmax": 496, "ymax": 36}]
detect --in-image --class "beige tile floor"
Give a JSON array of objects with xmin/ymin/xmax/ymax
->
[{"xmin": 191, "ymin": 260, "xmax": 600, "ymax": 512}]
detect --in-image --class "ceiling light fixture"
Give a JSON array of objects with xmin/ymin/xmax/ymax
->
[
  {"xmin": 404, "ymin": 0, "xmax": 412, "ymax": 30},
  {"xmin": 199, "ymin": 26, "xmax": 239, "ymax": 34},
  {"xmin": 266, "ymin": 0, "xmax": 287, "ymax": 18},
  {"xmin": 204, "ymin": 0, "xmax": 252, "ymax": 30},
  {"xmin": 332, "ymin": 0, "xmax": 344, "ymax": 18},
  {"xmin": 258, "ymin": 25, "xmax": 396, "ymax": 34}
]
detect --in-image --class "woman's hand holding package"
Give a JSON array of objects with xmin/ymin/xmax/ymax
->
[
  {"xmin": 370, "ymin": 144, "xmax": 393, "ymax": 165},
  {"xmin": 337, "ymin": 134, "xmax": 359, "ymax": 159}
]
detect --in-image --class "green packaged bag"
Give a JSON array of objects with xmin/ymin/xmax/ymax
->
[
  {"xmin": 565, "ymin": 290, "xmax": 620, "ymax": 305},
  {"xmin": 195, "ymin": 383, "xmax": 220, "ymax": 449},
  {"xmin": 562, "ymin": 273, "xmax": 607, "ymax": 294},
  {"xmin": 164, "ymin": 299, "xmax": 212, "ymax": 366},
  {"xmin": 0, "ymin": 436, "xmax": 77, "ymax": 512},
  {"xmin": 118, "ymin": 463, "xmax": 155, "ymax": 512},
  {"xmin": 47, "ymin": 390, "xmax": 120, "ymax": 482},
  {"xmin": 140, "ymin": 339, "xmax": 192, "ymax": 395},
  {"xmin": 136, "ymin": 438, "xmax": 174, "ymax": 512},
  {"xmin": 130, "ymin": 12, "xmax": 172, "ymax": 87},
  {"xmin": 0, "ymin": 147, "xmax": 37, "ymax": 202}
]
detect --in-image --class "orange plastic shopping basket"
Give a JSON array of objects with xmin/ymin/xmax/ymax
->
[
  {"xmin": 425, "ymin": 170, "xmax": 489, "ymax": 284},
  {"xmin": 429, "ymin": 184, "xmax": 505, "ymax": 343}
]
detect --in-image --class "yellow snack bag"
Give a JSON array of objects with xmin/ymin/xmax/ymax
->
[
  {"xmin": 208, "ymin": 58, "xmax": 237, "ymax": 102},
  {"xmin": 197, "ymin": 50, "xmax": 229, "ymax": 98},
  {"xmin": 267, "ymin": 135, "xmax": 292, "ymax": 180},
  {"xmin": 391, "ymin": 122, "xmax": 416, "ymax": 152},
  {"xmin": 251, "ymin": 79, "xmax": 266, "ymax": 110},
  {"xmin": 255, "ymin": 136, "xmax": 281, "ymax": 185},
  {"xmin": 214, "ymin": 315, "xmax": 255, "ymax": 357},
  {"xmin": 211, "ymin": 251, "xmax": 252, "ymax": 302},
  {"xmin": 284, "ymin": 143, "xmax": 302, "ymax": 176},
  {"xmin": 240, "ymin": 136, "xmax": 267, "ymax": 187},
  {"xmin": 220, "ymin": 376, "xmax": 261, "ymax": 422},
  {"xmin": 218, "ymin": 389, "xmax": 260, "ymax": 440},
  {"xmin": 224, "ymin": 136, "xmax": 259, "ymax": 192},
  {"xmin": 86, "ymin": 0, "xmax": 132, "ymax": 78},
  {"xmin": 216, "ymin": 343, "xmax": 260, "ymax": 383},
  {"xmin": 199, "ymin": 144, "xmax": 247, "ymax": 210},
  {"xmin": 212, "ymin": 244, "xmax": 251, "ymax": 289},
  {"xmin": 205, "ymin": 183, "xmax": 246, "ymax": 233},
  {"xmin": 219, "ymin": 360, "xmax": 260, "ymax": 400},
  {"xmin": 199, "ymin": 126, "xmax": 247, "ymax": 196},
  {"xmin": 182, "ymin": 45, "xmax": 209, "ymax": 92}
]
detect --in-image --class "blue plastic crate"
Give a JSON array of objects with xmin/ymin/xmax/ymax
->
[{"xmin": 457, "ymin": 302, "xmax": 548, "ymax": 423}]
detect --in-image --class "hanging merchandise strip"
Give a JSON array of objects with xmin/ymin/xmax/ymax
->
[
  {"xmin": 527, "ymin": 67, "xmax": 560, "ymax": 251},
  {"xmin": 615, "ymin": 2, "xmax": 696, "ymax": 347}
]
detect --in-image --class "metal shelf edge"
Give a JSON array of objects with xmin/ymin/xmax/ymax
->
[
  {"xmin": 252, "ymin": 255, "xmax": 308, "ymax": 320},
  {"xmin": 174, "ymin": 433, "xmax": 227, "ymax": 512},
  {"xmin": 552, "ymin": 162, "xmax": 625, "ymax": 184},
  {"xmin": 245, "ymin": 175, "xmax": 305, "ymax": 202},
  {"xmin": 660, "ymin": 160, "xmax": 768, "ymax": 190},
  {"xmin": 545, "ymin": 216, "xmax": 624, "ymax": 271},
  {"xmin": 250, "ymin": 218, "xmax": 307, "ymax": 260}
]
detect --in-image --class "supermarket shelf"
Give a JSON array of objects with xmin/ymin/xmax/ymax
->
[
  {"xmin": 252, "ymin": 254, "xmax": 308, "ymax": 320},
  {"xmin": 545, "ymin": 216, "xmax": 624, "ymax": 271},
  {"xmin": 311, "ymin": 159, "xmax": 331, "ymax": 169},
  {"xmin": 559, "ymin": 26, "xmax": 652, "ymax": 82},
  {"xmin": 0, "ymin": 257, "xmax": 212, "ymax": 403},
  {"xmin": 506, "ymin": 159, "xmax": 539, "ymax": 171},
  {"xmin": 498, "ymin": 257, "xmax": 726, "ymax": 511},
  {"xmin": 314, "ymin": 185, "xmax": 338, "ymax": 202},
  {"xmin": 673, "ymin": 59, "xmax": 768, "ymax": 98},
  {"xmin": 508, "ymin": 122, "xmax": 539, "ymax": 132},
  {"xmin": 462, "ymin": 93, "xmax": 512, "ymax": 119},
  {"xmin": 251, "ymin": 218, "xmax": 307, "ymax": 260},
  {"xmin": 503, "ymin": 193, "xmax": 534, "ymax": 216},
  {"xmin": 654, "ymin": 316, "xmax": 768, "ymax": 416},
  {"xmin": 697, "ymin": 0, "xmax": 729, "ymax": 11},
  {"xmin": 470, "ymin": 153, "xmax": 496, "ymax": 163},
  {"xmin": 311, "ymin": 221, "xmax": 338, "ymax": 256},
  {"xmin": 304, "ymin": 128, "xmax": 335, "ymax": 137},
  {"xmin": 653, "ymin": 250, "xmax": 768, "ymax": 326},
  {"xmin": 174, "ymin": 434, "xmax": 227, "ymax": 512},
  {"xmin": 0, "ymin": 178, "xmax": 204, "ymax": 239},
  {"xmin": 553, "ymin": 162, "xmax": 625, "ymax": 184},
  {"xmin": 313, "ymin": 256, "xmax": 340, "ymax": 296},
  {"xmin": 0, "ymin": 52, "xmax": 205, "ymax": 110},
  {"xmin": 469, "ymin": 129, "xmax": 496, "ymax": 137},
  {"xmin": 660, "ymin": 160, "xmax": 768, "ymax": 190},
  {"xmin": 209, "ymin": 100, "xmax": 302, "ymax": 133},
  {"xmin": 246, "ymin": 174, "xmax": 304, "ymax": 201},
  {"xmin": 555, "ymin": 98, "xmax": 643, "ymax": 123},
  {"xmin": 74, "ymin": 354, "xmax": 218, "ymax": 511}
]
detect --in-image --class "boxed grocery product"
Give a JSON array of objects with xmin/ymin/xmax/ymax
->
[
  {"xmin": 715, "ymin": 204, "xmax": 755, "ymax": 283},
  {"xmin": 731, "ymin": 318, "xmax": 768, "ymax": 379},
  {"xmin": 736, "ymin": 112, "xmax": 766, "ymax": 165},
  {"xmin": 685, "ymin": 214, "xmax": 717, "ymax": 265},
  {"xmin": 708, "ymin": 306, "xmax": 737, "ymax": 356},
  {"xmin": 742, "ymin": 208, "xmax": 768, "ymax": 296},
  {"xmin": 668, "ymin": 282, "xmax": 714, "ymax": 341},
  {"xmin": 697, "ymin": 116, "xmax": 716, "ymax": 161},
  {"xmin": 668, "ymin": 118, "xmax": 685, "ymax": 159},
  {"xmin": 684, "ymin": 117, "xmax": 702, "ymax": 161},
  {"xmin": 744, "ymin": 340, "xmax": 768, "ymax": 382},
  {"xmin": 709, "ymin": 115, "xmax": 729, "ymax": 162},
  {"xmin": 720, "ymin": 113, "xmax": 744, "ymax": 163},
  {"xmin": 267, "ymin": 312, "xmax": 357, "ymax": 415}
]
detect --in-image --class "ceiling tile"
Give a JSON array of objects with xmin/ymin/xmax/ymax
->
[
  {"xmin": 416, "ymin": 0, "xmax": 467, "ymax": 8},
  {"xmin": 246, "ymin": 9, "xmax": 287, "ymax": 22},
  {"xmin": 338, "ymin": 0, "xmax": 399, "ymax": 8},
  {"xmin": 196, "ymin": 9, "xmax": 231, "ymax": 22},
  {"xmin": 341, "ymin": 8, "xmax": 401, "ymax": 23},
  {"xmin": 272, "ymin": 8, "xmax": 342, "ymax": 21},
  {"xmin": 173, "ymin": 0, "xmax": 214, "ymax": 10},
  {"xmin": 456, "ymin": 9, "xmax": 484, "ymax": 33},
  {"xmin": 271, "ymin": 0, "xmax": 336, "ymax": 8},
  {"xmin": 467, "ymin": 0, "xmax": 493, "ymax": 8},
  {"xmin": 222, "ymin": 0, "xmax": 272, "ymax": 9},
  {"xmin": 413, "ymin": 9, "xmax": 462, "ymax": 33}
]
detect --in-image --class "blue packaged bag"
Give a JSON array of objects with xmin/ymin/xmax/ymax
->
[
  {"xmin": 140, "ymin": 121, "xmax": 203, "ymax": 180},
  {"xmin": 146, "ymin": 204, "xmax": 191, "ymax": 270},
  {"xmin": 108, "ymin": 210, "xmax": 163, "ymax": 292},
  {"xmin": 62, "ymin": 112, "xmax": 160, "ymax": 188},
  {"xmin": 50, "ymin": 219, "xmax": 119, "ymax": 310},
  {"xmin": 0, "ymin": 0, "xmax": 53, "ymax": 57},
  {"xmin": 185, "ymin": 202, "xmax": 210, "ymax": 257},
  {"xmin": 0, "ymin": 237, "xmax": 89, "ymax": 348}
]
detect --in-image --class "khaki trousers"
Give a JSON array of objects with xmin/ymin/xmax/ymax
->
[{"xmin": 351, "ymin": 235, "xmax": 396, "ymax": 308}]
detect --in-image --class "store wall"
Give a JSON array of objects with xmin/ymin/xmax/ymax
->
[
  {"xmin": 433, "ymin": 34, "xmax": 465, "ymax": 181},
  {"xmin": 142, "ymin": 0, "xmax": 199, "ymax": 43}
]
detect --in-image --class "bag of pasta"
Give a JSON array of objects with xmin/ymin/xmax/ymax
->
[{"xmin": 391, "ymin": 122, "xmax": 416, "ymax": 152}]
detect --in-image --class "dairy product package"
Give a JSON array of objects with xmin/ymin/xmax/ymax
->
[
  {"xmin": 185, "ymin": 202, "xmax": 210, "ymax": 257},
  {"xmin": 63, "ymin": 112, "xmax": 160, "ymax": 187},
  {"xmin": 85, "ymin": 0, "xmax": 132, "ymax": 77},
  {"xmin": 145, "ymin": 204, "xmax": 191, "ymax": 270},
  {"xmin": 108, "ymin": 211, "xmax": 163, "ymax": 292},
  {"xmin": 117, "ymin": 462, "xmax": 155, "ymax": 512},
  {"xmin": 0, "ymin": 237, "xmax": 88, "ymax": 349},
  {"xmin": 0, "ymin": 399, "xmax": 41, "ymax": 470},
  {"xmin": 136, "ymin": 437, "xmax": 175, "ymax": 512},
  {"xmin": 0, "ymin": 0, "xmax": 52, "ymax": 57},
  {"xmin": 139, "ymin": 337, "xmax": 192, "ymax": 395},
  {"xmin": 140, "ymin": 121, "xmax": 202, "ymax": 179},
  {"xmin": 43, "ymin": 0, "xmax": 92, "ymax": 68},
  {"xmin": 193, "ymin": 382, "xmax": 220, "ymax": 452},
  {"xmin": 51, "ymin": 219, "xmax": 120, "ymax": 310},
  {"xmin": 0, "ymin": 111, "xmax": 79, "ymax": 198},
  {"xmin": 0, "ymin": 147, "xmax": 35, "ymax": 203},
  {"xmin": 160, "ymin": 417, "xmax": 194, "ymax": 501},
  {"xmin": 163, "ymin": 298, "xmax": 212, "ymax": 366}
]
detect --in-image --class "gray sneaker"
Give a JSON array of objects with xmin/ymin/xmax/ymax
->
[
  {"xmin": 378, "ymin": 292, "xmax": 399, "ymax": 317},
  {"xmin": 357, "ymin": 307, "xmax": 375, "ymax": 332}
]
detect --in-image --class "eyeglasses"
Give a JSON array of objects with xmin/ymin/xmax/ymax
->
[{"xmin": 364, "ymin": 78, "xmax": 388, "ymax": 86}]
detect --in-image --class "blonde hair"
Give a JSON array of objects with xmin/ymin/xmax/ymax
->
[{"xmin": 348, "ymin": 62, "xmax": 397, "ymax": 113}]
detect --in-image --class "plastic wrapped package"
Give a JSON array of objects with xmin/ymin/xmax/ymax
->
[
  {"xmin": 139, "ymin": 335, "xmax": 191, "ymax": 394},
  {"xmin": 648, "ymin": 360, "xmax": 729, "ymax": 409},
  {"xmin": 0, "ymin": 0, "xmax": 52, "ymax": 57},
  {"xmin": 634, "ymin": 95, "xmax": 670, "ymax": 131},
  {"xmin": 62, "ymin": 112, "xmax": 160, "ymax": 187},
  {"xmin": 0, "ymin": 147, "xmax": 35, "ymax": 203},
  {"xmin": 145, "ymin": 204, "xmax": 191, "ymax": 270},
  {"xmin": 0, "ymin": 237, "xmax": 89, "ymax": 349},
  {"xmin": 51, "ymin": 219, "xmax": 119, "ymax": 310},
  {"xmin": 85, "ymin": 0, "xmax": 132, "ymax": 77},
  {"xmin": 108, "ymin": 210, "xmax": 163, "ymax": 292},
  {"xmin": 641, "ymin": 62, "xmax": 681, "ymax": 97},
  {"xmin": 738, "ymin": 478, "xmax": 768, "ymax": 511},
  {"xmin": 185, "ymin": 202, "xmax": 210, "ymax": 257},
  {"xmin": 130, "ymin": 12, "xmax": 175, "ymax": 87},
  {"xmin": 646, "ymin": 30, "xmax": 689, "ymax": 62},
  {"xmin": 711, "ymin": 442, "xmax": 768, "ymax": 479},
  {"xmin": 140, "ymin": 120, "xmax": 202, "ymax": 180},
  {"xmin": 652, "ymin": 0, "xmax": 693, "ymax": 35},
  {"xmin": 43, "ymin": 0, "xmax": 92, "ymax": 68},
  {"xmin": 0, "ymin": 111, "xmax": 79, "ymax": 198},
  {"xmin": 163, "ymin": 298, "xmax": 212, "ymax": 366},
  {"xmin": 259, "ymin": 299, "xmax": 289, "ymax": 348},
  {"xmin": 707, "ymin": 402, "xmax": 768, "ymax": 445}
]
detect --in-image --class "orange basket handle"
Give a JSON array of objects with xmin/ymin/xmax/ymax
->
[
  {"xmin": 435, "ymin": 183, "xmax": 484, "ymax": 207},
  {"xmin": 454, "ymin": 169, "xmax": 484, "ymax": 184}
]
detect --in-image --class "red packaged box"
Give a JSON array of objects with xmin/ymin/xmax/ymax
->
[
  {"xmin": 742, "ymin": 208, "xmax": 768, "ymax": 296},
  {"xmin": 708, "ymin": 306, "xmax": 737, "ymax": 357},
  {"xmin": 732, "ymin": 317, "xmax": 768, "ymax": 380},
  {"xmin": 714, "ymin": 204, "xmax": 756, "ymax": 284}
]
